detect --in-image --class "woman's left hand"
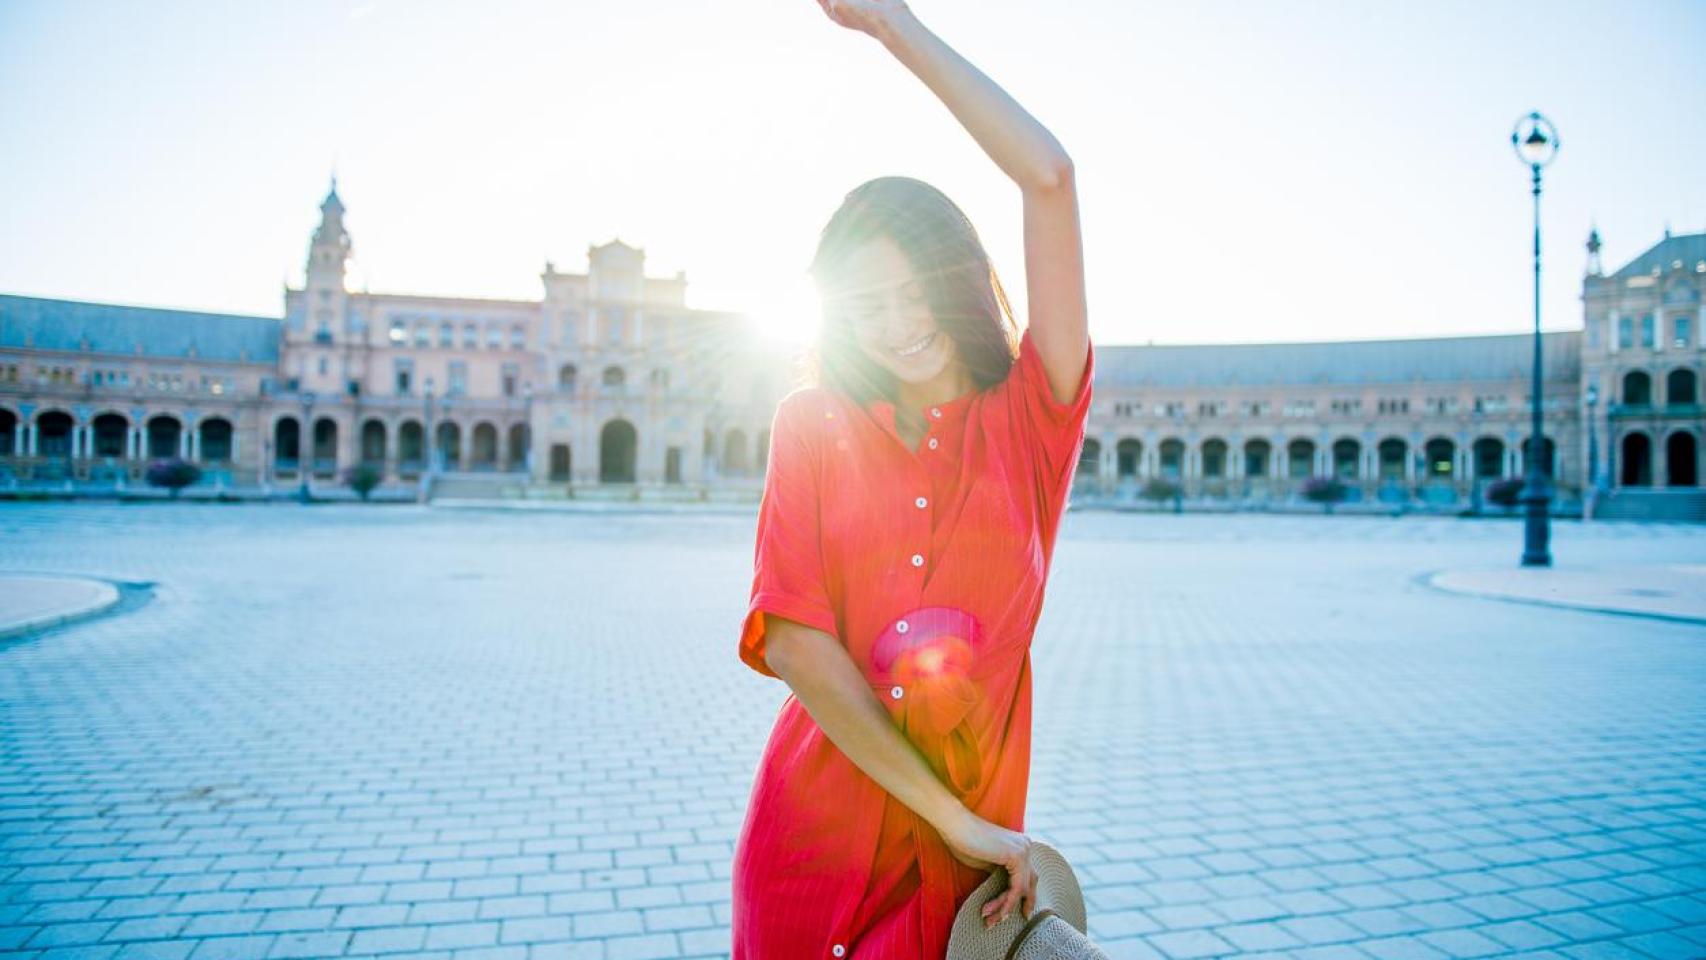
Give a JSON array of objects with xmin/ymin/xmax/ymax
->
[{"xmin": 813, "ymin": 0, "xmax": 913, "ymax": 40}]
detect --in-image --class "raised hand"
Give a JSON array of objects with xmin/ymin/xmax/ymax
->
[{"xmin": 813, "ymin": 0, "xmax": 913, "ymax": 39}]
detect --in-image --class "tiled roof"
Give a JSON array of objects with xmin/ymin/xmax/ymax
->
[
  {"xmin": 1611, "ymin": 232, "xmax": 1706, "ymax": 280},
  {"xmin": 0, "ymin": 294, "xmax": 280, "ymax": 364},
  {"xmin": 1096, "ymin": 330, "xmax": 1580, "ymax": 387}
]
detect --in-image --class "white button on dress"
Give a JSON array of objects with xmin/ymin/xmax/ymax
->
[
  {"xmin": 832, "ymin": 945, "xmax": 846, "ymax": 957},
  {"xmin": 895, "ymin": 619, "xmax": 909, "ymax": 633},
  {"xmin": 890, "ymin": 685, "xmax": 905, "ymax": 700},
  {"xmin": 927, "ymin": 437, "xmax": 939, "ymax": 450},
  {"xmin": 930, "ymin": 407, "xmax": 942, "ymax": 418},
  {"xmin": 915, "ymin": 496, "xmax": 928, "ymax": 509},
  {"xmin": 910, "ymin": 554, "xmax": 924, "ymax": 567}
]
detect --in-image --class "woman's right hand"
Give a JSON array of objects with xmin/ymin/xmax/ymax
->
[{"xmin": 941, "ymin": 807, "xmax": 1037, "ymax": 930}]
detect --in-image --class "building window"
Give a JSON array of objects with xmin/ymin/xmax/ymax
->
[
  {"xmin": 606, "ymin": 306, "xmax": 625, "ymax": 345},
  {"xmin": 561, "ymin": 311, "xmax": 578, "ymax": 345},
  {"xmin": 1155, "ymin": 401, "xmax": 1184, "ymax": 419},
  {"xmin": 318, "ymin": 357, "xmax": 328, "ymax": 375},
  {"xmin": 486, "ymin": 324, "xmax": 502, "ymax": 349},
  {"xmin": 1377, "ymin": 397, "xmax": 1410, "ymax": 415},
  {"xmin": 449, "ymin": 360, "xmax": 468, "ymax": 396},
  {"xmin": 1673, "ymin": 315, "xmax": 1692, "ymax": 349},
  {"xmin": 463, "ymin": 323, "xmax": 478, "ymax": 349},
  {"xmin": 1329, "ymin": 398, "xmax": 1361, "ymax": 415},
  {"xmin": 394, "ymin": 358, "xmax": 414, "ymax": 395},
  {"xmin": 1587, "ymin": 317, "xmax": 1600, "ymax": 349},
  {"xmin": 439, "ymin": 322, "xmax": 454, "ymax": 348},
  {"xmin": 502, "ymin": 362, "xmax": 518, "ymax": 397},
  {"xmin": 1240, "ymin": 399, "xmax": 1269, "ymax": 417},
  {"xmin": 1282, "ymin": 399, "xmax": 1315, "ymax": 418},
  {"xmin": 1472, "ymin": 395, "xmax": 1507, "ymax": 414},
  {"xmin": 389, "ymin": 318, "xmax": 407, "ymax": 345},
  {"xmin": 1424, "ymin": 396, "xmax": 1458, "ymax": 415},
  {"xmin": 1640, "ymin": 313, "xmax": 1655, "ymax": 348},
  {"xmin": 510, "ymin": 324, "xmax": 526, "ymax": 350},
  {"xmin": 1617, "ymin": 316, "xmax": 1633, "ymax": 349},
  {"xmin": 413, "ymin": 323, "xmax": 431, "ymax": 347}
]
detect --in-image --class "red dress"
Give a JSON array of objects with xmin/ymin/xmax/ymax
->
[{"xmin": 732, "ymin": 326, "xmax": 1094, "ymax": 960}]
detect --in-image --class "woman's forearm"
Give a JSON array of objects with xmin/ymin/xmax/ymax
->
[
  {"xmin": 765, "ymin": 616, "xmax": 969, "ymax": 838},
  {"xmin": 875, "ymin": 9, "xmax": 1072, "ymax": 192}
]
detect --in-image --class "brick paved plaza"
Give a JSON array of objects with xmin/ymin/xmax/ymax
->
[{"xmin": 1, "ymin": 504, "xmax": 1703, "ymax": 960}]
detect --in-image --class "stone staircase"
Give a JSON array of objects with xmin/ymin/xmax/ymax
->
[{"xmin": 1592, "ymin": 488, "xmax": 1706, "ymax": 522}]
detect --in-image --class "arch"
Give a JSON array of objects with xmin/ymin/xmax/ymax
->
[
  {"xmin": 549, "ymin": 443, "xmax": 572, "ymax": 482},
  {"xmin": 1115, "ymin": 438, "xmax": 1142, "ymax": 479},
  {"xmin": 1666, "ymin": 368, "xmax": 1698, "ymax": 407},
  {"xmin": 0, "ymin": 408, "xmax": 15, "ymax": 455},
  {"xmin": 37, "ymin": 410, "xmax": 75, "ymax": 457},
  {"xmin": 274, "ymin": 417, "xmax": 301, "ymax": 465},
  {"xmin": 1243, "ymin": 438, "xmax": 1271, "ymax": 478},
  {"xmin": 1286, "ymin": 437, "xmax": 1314, "ymax": 479},
  {"xmin": 1472, "ymin": 437, "xmax": 1504, "ymax": 479},
  {"xmin": 397, "ymin": 420, "xmax": 424, "ymax": 465},
  {"xmin": 436, "ymin": 421, "xmax": 461, "ymax": 469},
  {"xmin": 1665, "ymin": 431, "xmax": 1698, "ymax": 487},
  {"xmin": 507, "ymin": 423, "xmax": 529, "ymax": 469},
  {"xmin": 311, "ymin": 417, "xmax": 338, "ymax": 468},
  {"xmin": 1520, "ymin": 435, "xmax": 1555, "ymax": 479},
  {"xmin": 471, "ymin": 421, "xmax": 500, "ymax": 468},
  {"xmin": 1078, "ymin": 437, "xmax": 1103, "ymax": 483},
  {"xmin": 92, "ymin": 412, "xmax": 129, "ymax": 458},
  {"xmin": 1200, "ymin": 438, "xmax": 1227, "ymax": 478},
  {"xmin": 600, "ymin": 419, "xmax": 638, "ymax": 483},
  {"xmin": 1377, "ymin": 437, "xmax": 1407, "ymax": 481},
  {"xmin": 360, "ymin": 418, "xmax": 387, "ymax": 464},
  {"xmin": 1331, "ymin": 437, "xmax": 1360, "ymax": 481},
  {"xmin": 723, "ymin": 429, "xmax": 750, "ymax": 477},
  {"xmin": 1619, "ymin": 432, "xmax": 1652, "ymax": 486},
  {"xmin": 1622, "ymin": 369, "xmax": 1652, "ymax": 406},
  {"xmin": 1158, "ymin": 437, "xmax": 1185, "ymax": 479},
  {"xmin": 1422, "ymin": 437, "xmax": 1455, "ymax": 480},
  {"xmin": 145, "ymin": 414, "xmax": 182, "ymax": 459},
  {"xmin": 199, "ymin": 417, "xmax": 234, "ymax": 462}
]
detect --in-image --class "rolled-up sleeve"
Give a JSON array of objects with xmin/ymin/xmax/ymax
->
[
  {"xmin": 738, "ymin": 393, "xmax": 839, "ymax": 679},
  {"xmin": 1010, "ymin": 326, "xmax": 1095, "ymax": 499}
]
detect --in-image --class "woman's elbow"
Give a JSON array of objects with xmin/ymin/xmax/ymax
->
[{"xmin": 1025, "ymin": 153, "xmax": 1075, "ymax": 194}]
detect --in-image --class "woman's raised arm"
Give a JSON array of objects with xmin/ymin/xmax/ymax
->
[{"xmin": 816, "ymin": 0, "xmax": 1090, "ymax": 407}]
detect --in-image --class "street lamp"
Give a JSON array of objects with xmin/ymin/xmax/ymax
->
[
  {"xmin": 420, "ymin": 377, "xmax": 435, "ymax": 504},
  {"xmin": 522, "ymin": 381, "xmax": 535, "ymax": 478},
  {"xmin": 299, "ymin": 390, "xmax": 316, "ymax": 504},
  {"xmin": 1511, "ymin": 111, "xmax": 1557, "ymax": 566}
]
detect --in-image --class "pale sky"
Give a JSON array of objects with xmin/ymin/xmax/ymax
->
[{"xmin": 1, "ymin": 0, "xmax": 1702, "ymax": 348}]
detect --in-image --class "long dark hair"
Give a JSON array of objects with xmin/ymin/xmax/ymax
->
[{"xmin": 800, "ymin": 176, "xmax": 1017, "ymax": 406}]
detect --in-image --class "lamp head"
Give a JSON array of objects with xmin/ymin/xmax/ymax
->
[{"xmin": 1511, "ymin": 111, "xmax": 1559, "ymax": 167}]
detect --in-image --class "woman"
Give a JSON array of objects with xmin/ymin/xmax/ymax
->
[{"xmin": 732, "ymin": 1, "xmax": 1091, "ymax": 956}]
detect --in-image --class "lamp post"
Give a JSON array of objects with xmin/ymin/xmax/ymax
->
[
  {"xmin": 299, "ymin": 390, "xmax": 316, "ymax": 503},
  {"xmin": 1511, "ymin": 111, "xmax": 1557, "ymax": 566},
  {"xmin": 522, "ymin": 381, "xmax": 535, "ymax": 479},
  {"xmin": 1585, "ymin": 383, "xmax": 1600, "ymax": 518},
  {"xmin": 420, "ymin": 377, "xmax": 435, "ymax": 504}
]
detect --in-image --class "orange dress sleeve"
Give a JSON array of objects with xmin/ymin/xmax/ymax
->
[
  {"xmin": 738, "ymin": 391, "xmax": 839, "ymax": 679},
  {"xmin": 1010, "ymin": 325, "xmax": 1096, "ymax": 499}
]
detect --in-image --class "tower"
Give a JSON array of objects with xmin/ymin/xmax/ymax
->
[
  {"xmin": 301, "ymin": 178, "xmax": 352, "ymax": 345},
  {"xmin": 1585, "ymin": 224, "xmax": 1602, "ymax": 277}
]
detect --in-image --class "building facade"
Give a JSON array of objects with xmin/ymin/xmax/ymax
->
[{"xmin": 2, "ymin": 186, "xmax": 1702, "ymax": 515}]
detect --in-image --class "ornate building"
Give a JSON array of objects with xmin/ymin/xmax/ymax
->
[{"xmin": 1, "ymin": 185, "xmax": 1701, "ymax": 517}]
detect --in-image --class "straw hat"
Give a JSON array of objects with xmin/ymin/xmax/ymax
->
[{"xmin": 945, "ymin": 840, "xmax": 1110, "ymax": 959}]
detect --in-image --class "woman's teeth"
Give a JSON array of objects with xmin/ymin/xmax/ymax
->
[{"xmin": 894, "ymin": 332, "xmax": 937, "ymax": 357}]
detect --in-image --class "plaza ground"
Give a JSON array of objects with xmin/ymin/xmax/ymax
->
[{"xmin": 1, "ymin": 505, "xmax": 1703, "ymax": 960}]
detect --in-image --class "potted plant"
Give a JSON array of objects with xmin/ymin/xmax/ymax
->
[
  {"xmin": 1300, "ymin": 475, "xmax": 1349, "ymax": 514},
  {"xmin": 144, "ymin": 458, "xmax": 201, "ymax": 499},
  {"xmin": 1141, "ymin": 477, "xmax": 1183, "ymax": 513},
  {"xmin": 344, "ymin": 462, "xmax": 384, "ymax": 502}
]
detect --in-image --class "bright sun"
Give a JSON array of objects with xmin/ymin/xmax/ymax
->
[{"xmin": 748, "ymin": 271, "xmax": 823, "ymax": 348}]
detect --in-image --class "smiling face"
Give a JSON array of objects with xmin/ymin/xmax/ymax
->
[{"xmin": 831, "ymin": 234, "xmax": 962, "ymax": 387}]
